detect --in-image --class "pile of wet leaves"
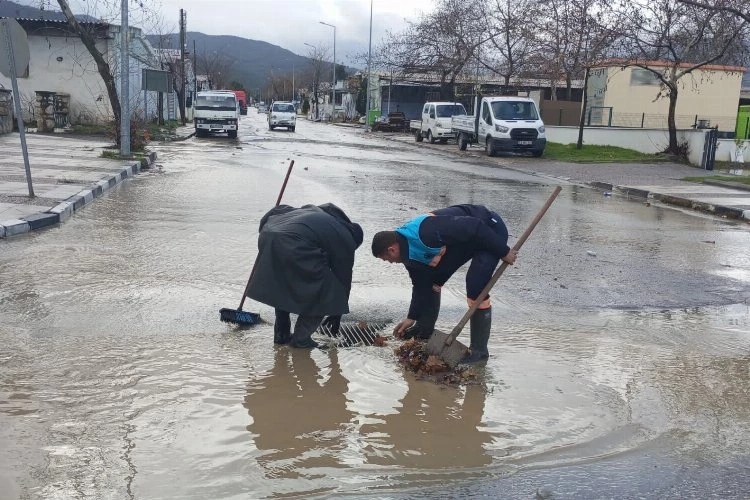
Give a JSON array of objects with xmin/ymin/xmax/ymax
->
[{"xmin": 393, "ymin": 338, "xmax": 479, "ymax": 385}]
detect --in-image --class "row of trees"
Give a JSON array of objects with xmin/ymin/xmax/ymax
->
[
  {"xmin": 371, "ymin": 0, "xmax": 750, "ymax": 152},
  {"xmin": 52, "ymin": 0, "xmax": 750, "ymax": 153}
]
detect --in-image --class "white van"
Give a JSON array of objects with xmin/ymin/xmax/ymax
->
[
  {"xmin": 268, "ymin": 101, "xmax": 296, "ymax": 131},
  {"xmin": 409, "ymin": 101, "xmax": 467, "ymax": 143}
]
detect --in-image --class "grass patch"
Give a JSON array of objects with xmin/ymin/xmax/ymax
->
[
  {"xmin": 71, "ymin": 124, "xmax": 109, "ymax": 136},
  {"xmin": 101, "ymin": 150, "xmax": 120, "ymax": 159},
  {"xmin": 683, "ymin": 174, "xmax": 750, "ymax": 185},
  {"xmin": 544, "ymin": 142, "xmax": 660, "ymax": 162},
  {"xmin": 147, "ymin": 120, "xmax": 179, "ymax": 136}
]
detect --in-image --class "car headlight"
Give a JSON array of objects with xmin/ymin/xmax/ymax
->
[
  {"xmin": 538, "ymin": 126, "xmax": 545, "ymax": 133},
  {"xmin": 271, "ymin": 114, "xmax": 277, "ymax": 119},
  {"xmin": 495, "ymin": 124, "xmax": 509, "ymax": 133}
]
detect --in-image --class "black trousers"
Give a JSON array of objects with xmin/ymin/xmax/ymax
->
[{"xmin": 275, "ymin": 309, "xmax": 324, "ymax": 343}]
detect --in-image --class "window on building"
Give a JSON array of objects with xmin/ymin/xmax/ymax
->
[{"xmin": 630, "ymin": 68, "xmax": 662, "ymax": 86}]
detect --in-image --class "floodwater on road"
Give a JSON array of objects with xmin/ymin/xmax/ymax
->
[{"xmin": 1, "ymin": 110, "xmax": 749, "ymax": 499}]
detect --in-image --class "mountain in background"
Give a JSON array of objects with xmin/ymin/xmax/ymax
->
[
  {"xmin": 149, "ymin": 32, "xmax": 316, "ymax": 92},
  {"xmin": 0, "ymin": 0, "xmax": 98, "ymax": 22},
  {"xmin": 1, "ymin": 1, "xmax": 333, "ymax": 92}
]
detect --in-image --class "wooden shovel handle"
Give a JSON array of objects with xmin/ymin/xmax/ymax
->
[
  {"xmin": 444, "ymin": 186, "xmax": 562, "ymax": 346},
  {"xmin": 237, "ymin": 160, "xmax": 295, "ymax": 310}
]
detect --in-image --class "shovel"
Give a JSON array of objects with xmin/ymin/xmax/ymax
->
[{"xmin": 425, "ymin": 186, "xmax": 562, "ymax": 368}]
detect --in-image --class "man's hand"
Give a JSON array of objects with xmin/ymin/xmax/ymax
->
[
  {"xmin": 320, "ymin": 315, "xmax": 342, "ymax": 335},
  {"xmin": 502, "ymin": 248, "xmax": 518, "ymax": 265},
  {"xmin": 393, "ymin": 318, "xmax": 416, "ymax": 338}
]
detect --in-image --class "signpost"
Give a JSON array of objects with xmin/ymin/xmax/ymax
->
[{"xmin": 0, "ymin": 18, "xmax": 34, "ymax": 197}]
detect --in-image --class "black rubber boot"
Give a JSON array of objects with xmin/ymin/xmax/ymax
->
[
  {"xmin": 461, "ymin": 307, "xmax": 491, "ymax": 364},
  {"xmin": 290, "ymin": 315, "xmax": 328, "ymax": 349},
  {"xmin": 402, "ymin": 291, "xmax": 441, "ymax": 340},
  {"xmin": 274, "ymin": 309, "xmax": 292, "ymax": 345}
]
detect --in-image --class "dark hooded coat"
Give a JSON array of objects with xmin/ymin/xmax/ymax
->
[{"xmin": 246, "ymin": 203, "xmax": 363, "ymax": 316}]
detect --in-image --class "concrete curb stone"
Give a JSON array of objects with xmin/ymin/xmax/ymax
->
[
  {"xmin": 0, "ymin": 152, "xmax": 155, "ymax": 239},
  {"xmin": 2, "ymin": 219, "xmax": 30, "ymax": 237}
]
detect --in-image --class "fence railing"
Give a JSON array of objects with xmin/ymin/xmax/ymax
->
[{"xmin": 586, "ymin": 106, "xmax": 736, "ymax": 131}]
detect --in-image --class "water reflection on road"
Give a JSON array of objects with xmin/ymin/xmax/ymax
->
[{"xmin": 0, "ymin": 110, "xmax": 749, "ymax": 498}]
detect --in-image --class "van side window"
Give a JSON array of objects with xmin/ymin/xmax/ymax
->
[
  {"xmin": 482, "ymin": 102, "xmax": 491, "ymax": 124},
  {"xmin": 429, "ymin": 105, "xmax": 435, "ymax": 118},
  {"xmin": 423, "ymin": 104, "xmax": 429, "ymax": 114}
]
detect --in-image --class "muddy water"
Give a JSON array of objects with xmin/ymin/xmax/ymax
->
[{"xmin": 1, "ymin": 111, "xmax": 749, "ymax": 498}]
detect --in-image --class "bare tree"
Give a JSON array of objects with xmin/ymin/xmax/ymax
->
[
  {"xmin": 379, "ymin": 0, "xmax": 484, "ymax": 99},
  {"xmin": 677, "ymin": 0, "xmax": 750, "ymax": 23},
  {"xmin": 479, "ymin": 0, "xmax": 538, "ymax": 87},
  {"xmin": 304, "ymin": 45, "xmax": 330, "ymax": 119},
  {"xmin": 56, "ymin": 0, "xmax": 121, "ymax": 141},
  {"xmin": 196, "ymin": 51, "xmax": 232, "ymax": 90},
  {"xmin": 616, "ymin": 0, "xmax": 748, "ymax": 153}
]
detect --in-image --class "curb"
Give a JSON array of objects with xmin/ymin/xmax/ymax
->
[
  {"xmin": 586, "ymin": 181, "xmax": 749, "ymax": 221},
  {"xmin": 0, "ymin": 152, "xmax": 157, "ymax": 239}
]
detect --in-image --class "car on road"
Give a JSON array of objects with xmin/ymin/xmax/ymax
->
[{"xmin": 268, "ymin": 101, "xmax": 296, "ymax": 131}]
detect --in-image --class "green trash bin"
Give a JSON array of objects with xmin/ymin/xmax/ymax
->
[
  {"xmin": 368, "ymin": 109, "xmax": 381, "ymax": 126},
  {"xmin": 736, "ymin": 105, "xmax": 750, "ymax": 140}
]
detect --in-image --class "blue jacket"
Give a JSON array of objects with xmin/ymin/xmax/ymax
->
[{"xmin": 397, "ymin": 204, "xmax": 510, "ymax": 319}]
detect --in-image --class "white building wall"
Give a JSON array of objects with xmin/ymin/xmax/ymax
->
[{"xmin": 0, "ymin": 35, "xmax": 114, "ymax": 124}]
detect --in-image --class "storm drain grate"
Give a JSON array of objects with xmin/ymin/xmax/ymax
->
[{"xmin": 317, "ymin": 322, "xmax": 391, "ymax": 347}]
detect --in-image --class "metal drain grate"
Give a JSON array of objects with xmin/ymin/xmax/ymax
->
[{"xmin": 317, "ymin": 322, "xmax": 391, "ymax": 346}]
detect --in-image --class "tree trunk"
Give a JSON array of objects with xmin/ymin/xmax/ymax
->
[
  {"xmin": 576, "ymin": 67, "xmax": 590, "ymax": 149},
  {"xmin": 565, "ymin": 74, "xmax": 572, "ymax": 101},
  {"xmin": 57, "ymin": 0, "xmax": 121, "ymax": 144},
  {"xmin": 667, "ymin": 87, "xmax": 678, "ymax": 153}
]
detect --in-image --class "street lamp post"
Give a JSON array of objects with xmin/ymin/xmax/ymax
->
[
  {"xmin": 365, "ymin": 0, "xmax": 373, "ymax": 132},
  {"xmin": 320, "ymin": 21, "xmax": 335, "ymax": 121}
]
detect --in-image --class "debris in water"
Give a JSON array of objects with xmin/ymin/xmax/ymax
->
[
  {"xmin": 603, "ymin": 191, "xmax": 612, "ymax": 197},
  {"xmin": 586, "ymin": 250, "xmax": 597, "ymax": 257},
  {"xmin": 394, "ymin": 338, "xmax": 479, "ymax": 385}
]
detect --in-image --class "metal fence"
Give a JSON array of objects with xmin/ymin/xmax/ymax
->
[{"xmin": 586, "ymin": 106, "xmax": 737, "ymax": 131}]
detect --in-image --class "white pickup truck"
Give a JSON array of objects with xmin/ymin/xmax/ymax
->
[
  {"xmin": 410, "ymin": 101, "xmax": 467, "ymax": 144},
  {"xmin": 452, "ymin": 96, "xmax": 546, "ymax": 157},
  {"xmin": 194, "ymin": 90, "xmax": 240, "ymax": 139}
]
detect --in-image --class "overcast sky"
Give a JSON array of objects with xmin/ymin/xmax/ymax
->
[{"xmin": 35, "ymin": 0, "xmax": 433, "ymax": 65}]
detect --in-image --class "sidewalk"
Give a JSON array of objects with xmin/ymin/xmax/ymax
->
[
  {"xmin": 387, "ymin": 133, "xmax": 750, "ymax": 222},
  {"xmin": 0, "ymin": 132, "xmax": 156, "ymax": 238}
]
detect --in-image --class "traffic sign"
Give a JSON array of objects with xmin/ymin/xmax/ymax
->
[{"xmin": 0, "ymin": 18, "xmax": 30, "ymax": 78}]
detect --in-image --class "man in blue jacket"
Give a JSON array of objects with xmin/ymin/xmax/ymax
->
[{"xmin": 371, "ymin": 205, "xmax": 517, "ymax": 364}]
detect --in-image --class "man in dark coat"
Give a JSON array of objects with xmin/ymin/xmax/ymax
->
[
  {"xmin": 247, "ymin": 203, "xmax": 364, "ymax": 349},
  {"xmin": 371, "ymin": 204, "xmax": 517, "ymax": 363}
]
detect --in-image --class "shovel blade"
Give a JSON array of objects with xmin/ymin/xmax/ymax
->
[{"xmin": 425, "ymin": 329, "xmax": 469, "ymax": 369}]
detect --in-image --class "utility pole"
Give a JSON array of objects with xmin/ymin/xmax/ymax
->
[
  {"xmin": 120, "ymin": 0, "xmax": 130, "ymax": 156},
  {"xmin": 179, "ymin": 9, "xmax": 186, "ymax": 125},
  {"xmin": 365, "ymin": 0, "xmax": 373, "ymax": 132}
]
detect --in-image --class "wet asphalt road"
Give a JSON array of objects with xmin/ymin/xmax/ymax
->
[{"xmin": 1, "ymin": 109, "xmax": 749, "ymax": 499}]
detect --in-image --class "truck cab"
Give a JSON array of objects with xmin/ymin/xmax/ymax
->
[
  {"xmin": 478, "ymin": 97, "xmax": 546, "ymax": 157},
  {"xmin": 194, "ymin": 90, "xmax": 240, "ymax": 139},
  {"xmin": 413, "ymin": 102, "xmax": 467, "ymax": 144}
]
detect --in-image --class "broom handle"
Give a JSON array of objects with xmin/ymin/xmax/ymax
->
[
  {"xmin": 444, "ymin": 186, "xmax": 562, "ymax": 346},
  {"xmin": 236, "ymin": 160, "xmax": 295, "ymax": 310}
]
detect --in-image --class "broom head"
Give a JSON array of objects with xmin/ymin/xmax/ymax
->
[{"xmin": 219, "ymin": 308, "xmax": 261, "ymax": 325}]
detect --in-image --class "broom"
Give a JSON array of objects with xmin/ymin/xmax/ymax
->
[{"xmin": 219, "ymin": 160, "xmax": 295, "ymax": 325}]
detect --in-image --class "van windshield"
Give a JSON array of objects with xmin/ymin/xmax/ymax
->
[
  {"xmin": 435, "ymin": 104, "xmax": 467, "ymax": 118},
  {"xmin": 195, "ymin": 95, "xmax": 236, "ymax": 110},
  {"xmin": 491, "ymin": 101, "xmax": 539, "ymax": 120},
  {"xmin": 272, "ymin": 103, "xmax": 295, "ymax": 113}
]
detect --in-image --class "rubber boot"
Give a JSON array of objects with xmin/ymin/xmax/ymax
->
[
  {"xmin": 274, "ymin": 309, "xmax": 292, "ymax": 345},
  {"xmin": 290, "ymin": 315, "xmax": 327, "ymax": 349},
  {"xmin": 402, "ymin": 291, "xmax": 441, "ymax": 340},
  {"xmin": 461, "ymin": 307, "xmax": 491, "ymax": 364}
]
